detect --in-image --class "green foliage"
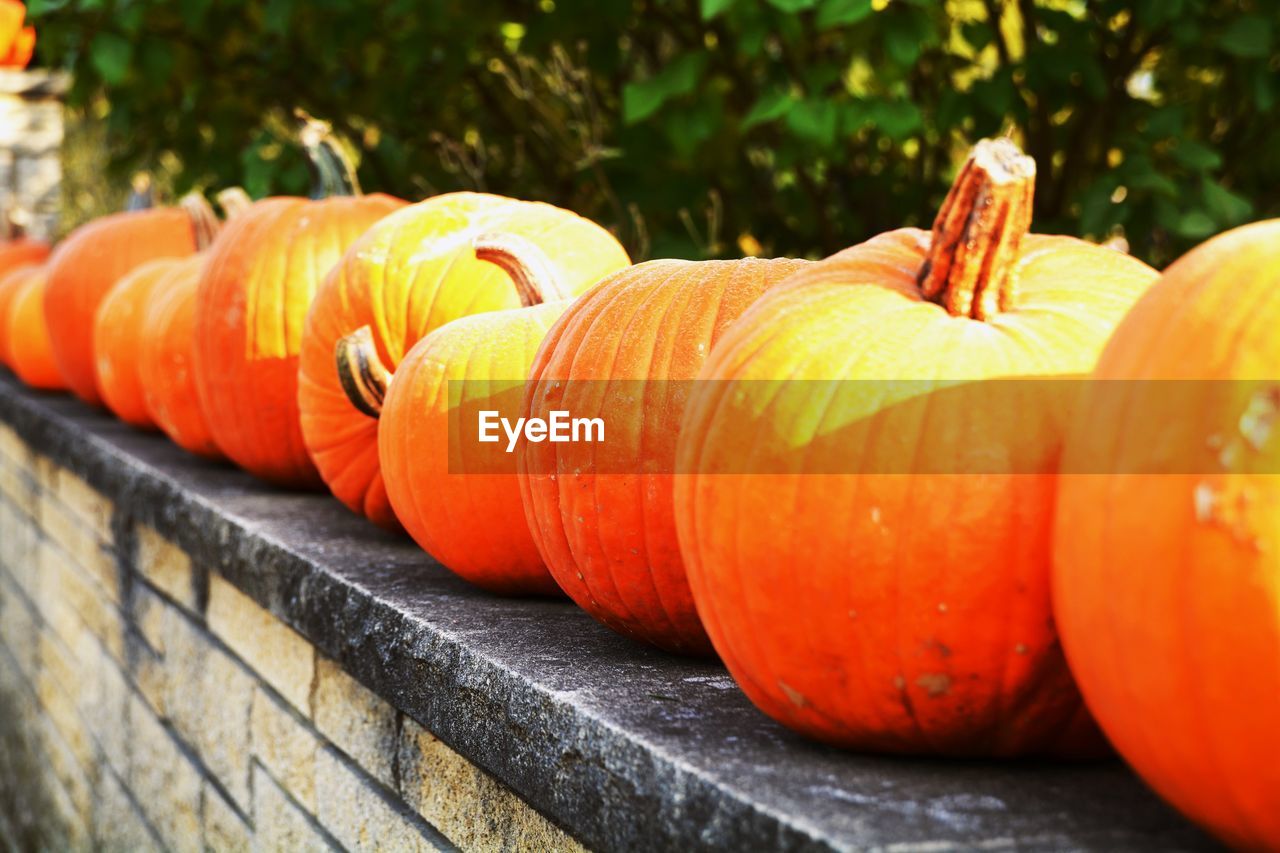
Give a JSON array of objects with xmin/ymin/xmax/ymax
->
[{"xmin": 26, "ymin": 0, "xmax": 1280, "ymax": 265}]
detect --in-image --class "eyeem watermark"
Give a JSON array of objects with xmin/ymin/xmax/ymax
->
[{"xmin": 478, "ymin": 410, "xmax": 605, "ymax": 453}]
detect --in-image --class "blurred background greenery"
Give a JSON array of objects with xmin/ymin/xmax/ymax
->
[{"xmin": 25, "ymin": 0, "xmax": 1280, "ymax": 266}]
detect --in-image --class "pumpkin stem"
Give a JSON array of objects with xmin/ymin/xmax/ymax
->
[
  {"xmin": 473, "ymin": 232, "xmax": 573, "ymax": 307},
  {"xmin": 917, "ymin": 137, "xmax": 1035, "ymax": 321},
  {"xmin": 297, "ymin": 109, "xmax": 362, "ymax": 199},
  {"xmin": 179, "ymin": 193, "xmax": 221, "ymax": 252},
  {"xmin": 216, "ymin": 187, "xmax": 255, "ymax": 220},
  {"xmin": 335, "ymin": 325, "xmax": 391, "ymax": 419}
]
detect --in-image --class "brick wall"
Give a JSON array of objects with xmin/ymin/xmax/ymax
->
[{"xmin": 0, "ymin": 422, "xmax": 583, "ymax": 852}]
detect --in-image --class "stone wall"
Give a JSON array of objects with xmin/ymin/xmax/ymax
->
[
  {"xmin": 0, "ymin": 69, "xmax": 67, "ymax": 240},
  {"xmin": 0, "ymin": 421, "xmax": 581, "ymax": 852}
]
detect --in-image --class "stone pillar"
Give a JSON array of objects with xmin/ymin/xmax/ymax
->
[{"xmin": 0, "ymin": 69, "xmax": 69, "ymax": 241}]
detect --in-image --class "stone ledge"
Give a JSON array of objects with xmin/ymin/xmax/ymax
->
[{"xmin": 0, "ymin": 373, "xmax": 1212, "ymax": 851}]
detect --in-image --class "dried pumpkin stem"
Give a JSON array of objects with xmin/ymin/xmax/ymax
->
[
  {"xmin": 297, "ymin": 109, "xmax": 361, "ymax": 199},
  {"xmin": 216, "ymin": 187, "xmax": 255, "ymax": 221},
  {"xmin": 917, "ymin": 137, "xmax": 1035, "ymax": 321},
  {"xmin": 178, "ymin": 193, "xmax": 221, "ymax": 252},
  {"xmin": 473, "ymin": 232, "xmax": 573, "ymax": 307},
  {"xmin": 335, "ymin": 326, "xmax": 392, "ymax": 419}
]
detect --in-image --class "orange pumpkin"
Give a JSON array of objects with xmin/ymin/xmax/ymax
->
[
  {"xmin": 44, "ymin": 195, "xmax": 217, "ymax": 406},
  {"xmin": 518, "ymin": 255, "xmax": 809, "ymax": 654},
  {"xmin": 1054, "ymin": 219, "xmax": 1280, "ymax": 847},
  {"xmin": 0, "ymin": 262, "xmax": 43, "ymax": 367},
  {"xmin": 298, "ymin": 192, "xmax": 629, "ymax": 527},
  {"xmin": 5, "ymin": 267, "xmax": 64, "ymax": 390},
  {"xmin": 94, "ymin": 258, "xmax": 188, "ymax": 428},
  {"xmin": 194, "ymin": 120, "xmax": 404, "ymax": 487},
  {"xmin": 137, "ymin": 256, "xmax": 221, "ymax": 458},
  {"xmin": 0, "ymin": 236, "xmax": 49, "ymax": 280},
  {"xmin": 672, "ymin": 138, "xmax": 1158, "ymax": 754},
  {"xmin": 371, "ymin": 237, "xmax": 587, "ymax": 593}
]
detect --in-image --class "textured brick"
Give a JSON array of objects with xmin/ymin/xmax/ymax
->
[
  {"xmin": 37, "ymin": 540, "xmax": 123, "ymax": 664},
  {"xmin": 251, "ymin": 685, "xmax": 320, "ymax": 813},
  {"xmin": 37, "ymin": 716, "xmax": 94, "ymax": 831},
  {"xmin": 203, "ymin": 781, "xmax": 251, "ymax": 853},
  {"xmin": 0, "ymin": 453, "xmax": 35, "ymax": 519},
  {"xmin": 35, "ymin": 663, "xmax": 93, "ymax": 778},
  {"xmin": 130, "ymin": 584, "xmax": 170, "ymax": 716},
  {"xmin": 252, "ymin": 764, "xmax": 338, "ymax": 853},
  {"xmin": 208, "ymin": 574, "xmax": 314, "ymax": 714},
  {"xmin": 313, "ymin": 657, "xmax": 397, "ymax": 789},
  {"xmin": 315, "ymin": 747, "xmax": 445, "ymax": 853},
  {"xmin": 164, "ymin": 606, "xmax": 255, "ymax": 812},
  {"xmin": 127, "ymin": 693, "xmax": 203, "ymax": 853},
  {"xmin": 0, "ymin": 569, "xmax": 39, "ymax": 677},
  {"xmin": 399, "ymin": 717, "xmax": 584, "ymax": 852},
  {"xmin": 73, "ymin": 628, "xmax": 131, "ymax": 775},
  {"xmin": 0, "ymin": 500, "xmax": 39, "ymax": 587},
  {"xmin": 95, "ymin": 768, "xmax": 164, "ymax": 853},
  {"xmin": 51, "ymin": 467, "xmax": 112, "ymax": 543},
  {"xmin": 136, "ymin": 524, "xmax": 201, "ymax": 614},
  {"xmin": 39, "ymin": 491, "xmax": 119, "ymax": 603}
]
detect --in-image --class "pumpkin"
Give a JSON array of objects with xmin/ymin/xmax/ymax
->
[
  {"xmin": 672, "ymin": 138, "xmax": 1158, "ymax": 754},
  {"xmin": 298, "ymin": 192, "xmax": 629, "ymax": 527},
  {"xmin": 1053, "ymin": 220, "xmax": 1280, "ymax": 847},
  {"xmin": 0, "ymin": 235, "xmax": 49, "ymax": 281},
  {"xmin": 0, "ymin": 261, "xmax": 43, "ymax": 367},
  {"xmin": 5, "ymin": 267, "xmax": 64, "ymax": 390},
  {"xmin": 518, "ymin": 255, "xmax": 810, "ymax": 654},
  {"xmin": 94, "ymin": 258, "xmax": 188, "ymax": 428},
  {"xmin": 1, "ymin": 24, "xmax": 32, "ymax": 67},
  {"xmin": 194, "ymin": 118, "xmax": 404, "ymax": 487},
  {"xmin": 367, "ymin": 237, "xmax": 583, "ymax": 593},
  {"xmin": 44, "ymin": 194, "xmax": 218, "ymax": 406},
  {"xmin": 0, "ymin": 1, "xmax": 23, "ymax": 58}
]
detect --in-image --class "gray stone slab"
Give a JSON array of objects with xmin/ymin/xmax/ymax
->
[{"xmin": 0, "ymin": 372, "xmax": 1216, "ymax": 852}]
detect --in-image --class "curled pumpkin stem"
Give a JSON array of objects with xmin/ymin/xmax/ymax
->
[
  {"xmin": 473, "ymin": 232, "xmax": 573, "ymax": 307},
  {"xmin": 336, "ymin": 326, "xmax": 392, "ymax": 419},
  {"xmin": 296, "ymin": 109, "xmax": 362, "ymax": 199},
  {"xmin": 216, "ymin": 187, "xmax": 255, "ymax": 221},
  {"xmin": 179, "ymin": 192, "xmax": 222, "ymax": 252},
  {"xmin": 917, "ymin": 137, "xmax": 1035, "ymax": 321}
]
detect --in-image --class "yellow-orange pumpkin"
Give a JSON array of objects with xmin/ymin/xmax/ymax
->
[
  {"xmin": 673, "ymin": 138, "xmax": 1158, "ymax": 754},
  {"xmin": 1054, "ymin": 219, "xmax": 1280, "ymax": 847},
  {"xmin": 0, "ymin": 261, "xmax": 42, "ymax": 368},
  {"xmin": 372, "ymin": 237, "xmax": 580, "ymax": 593},
  {"xmin": 298, "ymin": 192, "xmax": 629, "ymax": 527},
  {"xmin": 3, "ymin": 266, "xmax": 64, "ymax": 390},
  {"xmin": 518, "ymin": 255, "xmax": 810, "ymax": 654}
]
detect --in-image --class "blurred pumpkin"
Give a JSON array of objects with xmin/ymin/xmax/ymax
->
[
  {"xmin": 5, "ymin": 267, "xmax": 63, "ymax": 390},
  {"xmin": 0, "ymin": 261, "xmax": 42, "ymax": 368}
]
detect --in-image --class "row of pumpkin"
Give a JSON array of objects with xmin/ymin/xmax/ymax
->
[{"xmin": 0, "ymin": 125, "xmax": 1276, "ymax": 849}]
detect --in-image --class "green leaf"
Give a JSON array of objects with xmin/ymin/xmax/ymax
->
[
  {"xmin": 90, "ymin": 33, "xmax": 133, "ymax": 85},
  {"xmin": 24, "ymin": 0, "xmax": 72, "ymax": 15},
  {"xmin": 1144, "ymin": 106, "xmax": 1185, "ymax": 139},
  {"xmin": 1256, "ymin": 66, "xmax": 1276, "ymax": 113},
  {"xmin": 700, "ymin": 0, "xmax": 736, "ymax": 20},
  {"xmin": 815, "ymin": 0, "xmax": 873, "ymax": 29},
  {"xmin": 786, "ymin": 98, "xmax": 839, "ymax": 147},
  {"xmin": 766, "ymin": 0, "xmax": 819, "ymax": 11},
  {"xmin": 622, "ymin": 54, "xmax": 708, "ymax": 124},
  {"xmin": 1219, "ymin": 16, "xmax": 1272, "ymax": 58},
  {"xmin": 1201, "ymin": 179, "xmax": 1253, "ymax": 226},
  {"xmin": 743, "ymin": 89, "xmax": 795, "ymax": 129},
  {"xmin": 1173, "ymin": 140, "xmax": 1222, "ymax": 172},
  {"xmin": 264, "ymin": 0, "xmax": 295, "ymax": 34},
  {"xmin": 869, "ymin": 98, "xmax": 922, "ymax": 141},
  {"xmin": 1175, "ymin": 210, "xmax": 1216, "ymax": 239}
]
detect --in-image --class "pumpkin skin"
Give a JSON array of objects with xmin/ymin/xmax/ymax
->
[
  {"xmin": 298, "ymin": 192, "xmax": 630, "ymax": 528},
  {"xmin": 672, "ymin": 139, "xmax": 1158, "ymax": 754},
  {"xmin": 0, "ymin": 237, "xmax": 49, "ymax": 282},
  {"xmin": 93, "ymin": 258, "xmax": 184, "ymax": 428},
  {"xmin": 138, "ymin": 256, "xmax": 222, "ymax": 458},
  {"xmin": 195, "ymin": 193, "xmax": 404, "ymax": 487},
  {"xmin": 518, "ymin": 256, "xmax": 810, "ymax": 655},
  {"xmin": 5, "ymin": 268, "xmax": 64, "ymax": 390},
  {"xmin": 1054, "ymin": 220, "xmax": 1280, "ymax": 847},
  {"xmin": 0, "ymin": 262, "xmax": 42, "ymax": 367},
  {"xmin": 379, "ymin": 299, "xmax": 568, "ymax": 594},
  {"xmin": 44, "ymin": 199, "xmax": 215, "ymax": 406}
]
